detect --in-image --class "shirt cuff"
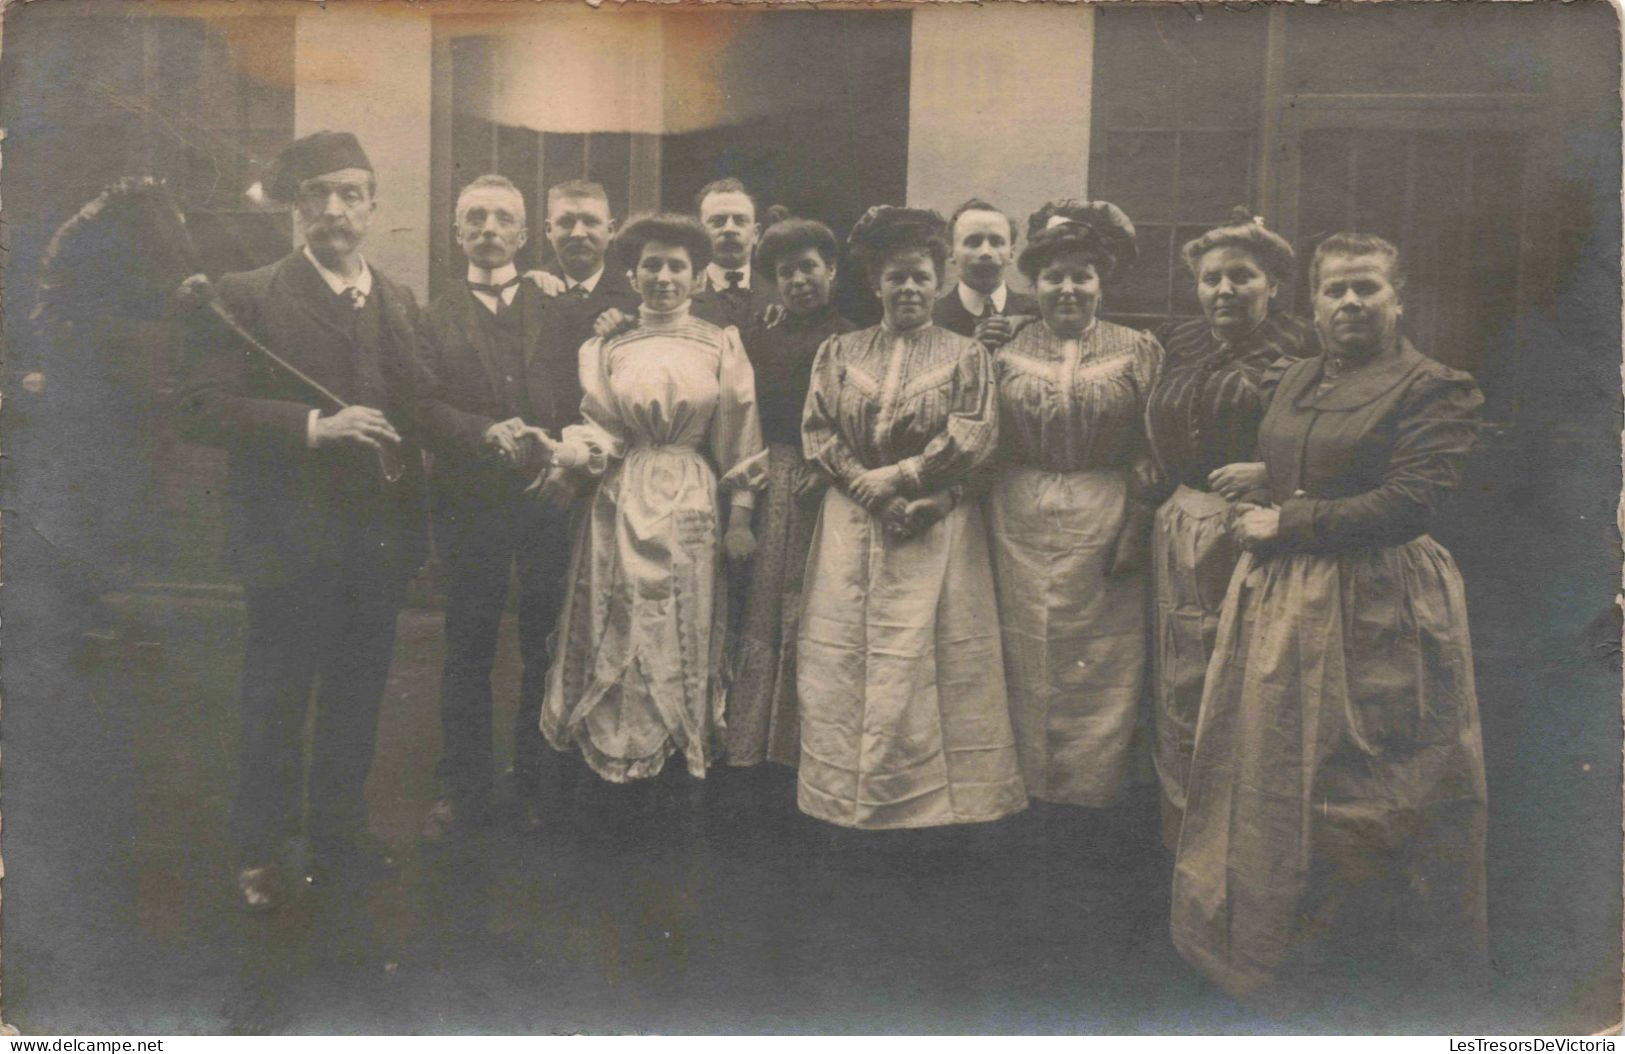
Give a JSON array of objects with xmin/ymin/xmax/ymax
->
[
  {"xmin": 306, "ymin": 409, "xmax": 321, "ymax": 449},
  {"xmin": 730, "ymin": 490, "xmax": 756, "ymax": 511}
]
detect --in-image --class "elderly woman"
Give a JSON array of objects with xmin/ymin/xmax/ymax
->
[
  {"xmin": 1171, "ymin": 232, "xmax": 1486, "ymax": 1003},
  {"xmin": 534, "ymin": 213, "xmax": 766, "ymax": 785},
  {"xmin": 984, "ymin": 200, "xmax": 1163, "ymax": 811},
  {"xmin": 1146, "ymin": 209, "xmax": 1316, "ymax": 849},
  {"xmin": 725, "ymin": 215, "xmax": 856, "ymax": 769},
  {"xmin": 797, "ymin": 205, "xmax": 1026, "ymax": 830}
]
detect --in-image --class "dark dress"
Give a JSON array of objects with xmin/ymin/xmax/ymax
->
[
  {"xmin": 1170, "ymin": 340, "xmax": 1486, "ymax": 1001},
  {"xmin": 725, "ymin": 305, "xmax": 855, "ymax": 768},
  {"xmin": 1145, "ymin": 312, "xmax": 1314, "ymax": 843}
]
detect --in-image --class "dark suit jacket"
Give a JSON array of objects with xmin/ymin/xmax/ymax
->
[
  {"xmin": 535, "ymin": 262, "xmax": 641, "ymax": 420},
  {"xmin": 692, "ymin": 268, "xmax": 781, "ymax": 330},
  {"xmin": 932, "ymin": 285, "xmax": 1039, "ymax": 338},
  {"xmin": 178, "ymin": 251, "xmax": 441, "ymax": 592},
  {"xmin": 421, "ymin": 282, "xmax": 555, "ymax": 536}
]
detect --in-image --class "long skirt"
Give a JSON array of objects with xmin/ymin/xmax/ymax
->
[
  {"xmin": 725, "ymin": 443, "xmax": 817, "ymax": 768},
  {"xmin": 987, "ymin": 465, "xmax": 1148, "ymax": 807},
  {"xmin": 541, "ymin": 445, "xmax": 728, "ymax": 783},
  {"xmin": 1151, "ymin": 485, "xmax": 1238, "ymax": 846},
  {"xmin": 796, "ymin": 488, "xmax": 1027, "ymax": 829},
  {"xmin": 1170, "ymin": 535, "xmax": 1488, "ymax": 1001}
]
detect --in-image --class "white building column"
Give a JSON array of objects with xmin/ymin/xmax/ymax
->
[
  {"xmin": 295, "ymin": 10, "xmax": 433, "ymax": 301},
  {"xmin": 906, "ymin": 4, "xmax": 1095, "ymax": 283}
]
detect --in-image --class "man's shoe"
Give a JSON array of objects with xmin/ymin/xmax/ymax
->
[{"xmin": 236, "ymin": 864, "xmax": 288, "ymax": 913}]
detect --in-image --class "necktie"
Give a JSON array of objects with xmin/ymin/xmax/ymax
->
[
  {"xmin": 341, "ymin": 286, "xmax": 367, "ymax": 311},
  {"xmin": 469, "ymin": 275, "xmax": 522, "ymax": 298},
  {"xmin": 978, "ymin": 300, "xmax": 994, "ymax": 322},
  {"xmin": 725, "ymin": 270, "xmax": 745, "ymax": 293},
  {"xmin": 470, "ymin": 275, "xmax": 521, "ymax": 314},
  {"xmin": 568, "ymin": 283, "xmax": 590, "ymax": 300}
]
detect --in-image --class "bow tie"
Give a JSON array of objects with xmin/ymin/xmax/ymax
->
[
  {"xmin": 469, "ymin": 275, "xmax": 522, "ymax": 298},
  {"xmin": 724, "ymin": 271, "xmax": 745, "ymax": 292},
  {"xmin": 340, "ymin": 286, "xmax": 367, "ymax": 310}
]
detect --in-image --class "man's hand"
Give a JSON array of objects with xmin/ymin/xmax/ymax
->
[
  {"xmin": 593, "ymin": 307, "xmax": 637, "ymax": 340},
  {"xmin": 483, "ymin": 417, "xmax": 530, "ymax": 463},
  {"xmin": 512, "ymin": 425, "xmax": 558, "ymax": 477},
  {"xmin": 523, "ymin": 270, "xmax": 566, "ymax": 297},
  {"xmin": 313, "ymin": 405, "xmax": 401, "ymax": 451},
  {"xmin": 972, "ymin": 314, "xmax": 1023, "ymax": 351}
]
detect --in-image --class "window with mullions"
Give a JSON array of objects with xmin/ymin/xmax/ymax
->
[{"xmin": 1087, "ymin": 7, "xmax": 1269, "ymax": 329}]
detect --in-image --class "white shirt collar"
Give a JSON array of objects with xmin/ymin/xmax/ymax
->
[
  {"xmin": 303, "ymin": 244, "xmax": 373, "ymax": 299},
  {"xmin": 957, "ymin": 281, "xmax": 1007, "ymax": 318},
  {"xmin": 568, "ymin": 266, "xmax": 604, "ymax": 294},
  {"xmin": 465, "ymin": 262, "xmax": 520, "ymax": 312},
  {"xmin": 707, "ymin": 262, "xmax": 750, "ymax": 292},
  {"xmin": 466, "ymin": 261, "xmax": 518, "ymax": 287}
]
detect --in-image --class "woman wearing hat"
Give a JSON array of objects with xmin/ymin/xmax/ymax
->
[
  {"xmin": 724, "ymin": 213, "xmax": 855, "ymax": 770},
  {"xmin": 1146, "ymin": 209, "xmax": 1316, "ymax": 849},
  {"xmin": 983, "ymin": 199, "xmax": 1163, "ymax": 813},
  {"xmin": 1171, "ymin": 232, "xmax": 1486, "ymax": 1004},
  {"xmin": 796, "ymin": 205, "xmax": 1026, "ymax": 830},
  {"xmin": 534, "ymin": 213, "xmax": 765, "ymax": 786}
]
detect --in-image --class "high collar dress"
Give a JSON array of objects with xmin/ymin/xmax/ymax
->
[
  {"xmin": 1170, "ymin": 340, "xmax": 1487, "ymax": 1002},
  {"xmin": 797, "ymin": 322, "xmax": 1027, "ymax": 829},
  {"xmin": 541, "ymin": 303, "xmax": 766, "ymax": 782},
  {"xmin": 1144, "ymin": 311, "xmax": 1314, "ymax": 845},
  {"xmin": 985, "ymin": 318, "xmax": 1164, "ymax": 807}
]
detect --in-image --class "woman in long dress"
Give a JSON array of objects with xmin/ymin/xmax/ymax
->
[
  {"xmin": 1170, "ymin": 232, "xmax": 1487, "ymax": 1004},
  {"xmin": 797, "ymin": 205, "xmax": 1026, "ymax": 830},
  {"xmin": 535, "ymin": 213, "xmax": 766, "ymax": 785},
  {"xmin": 983, "ymin": 200, "xmax": 1163, "ymax": 811},
  {"xmin": 725, "ymin": 215, "xmax": 854, "ymax": 770},
  {"xmin": 1146, "ymin": 210, "xmax": 1315, "ymax": 849}
]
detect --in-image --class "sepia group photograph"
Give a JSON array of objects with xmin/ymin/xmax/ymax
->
[{"xmin": 0, "ymin": 0, "xmax": 1619, "ymax": 1037}]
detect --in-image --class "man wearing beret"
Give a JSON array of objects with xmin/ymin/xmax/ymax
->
[{"xmin": 180, "ymin": 131, "xmax": 459, "ymax": 911}]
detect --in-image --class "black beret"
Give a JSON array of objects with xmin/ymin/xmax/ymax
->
[{"xmin": 265, "ymin": 131, "xmax": 372, "ymax": 204}]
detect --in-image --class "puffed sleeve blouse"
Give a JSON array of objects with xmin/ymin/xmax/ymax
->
[
  {"xmin": 802, "ymin": 323, "xmax": 998, "ymax": 497},
  {"xmin": 1259, "ymin": 340, "xmax": 1483, "ymax": 553},
  {"xmin": 992, "ymin": 319, "xmax": 1163, "ymax": 472}
]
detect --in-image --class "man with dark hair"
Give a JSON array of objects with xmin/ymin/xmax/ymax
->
[
  {"xmin": 934, "ymin": 197, "xmax": 1036, "ymax": 349},
  {"xmin": 691, "ymin": 176, "xmax": 779, "ymax": 328},
  {"xmin": 180, "ymin": 131, "xmax": 457, "ymax": 911},
  {"xmin": 415, "ymin": 173, "xmax": 581, "ymax": 841}
]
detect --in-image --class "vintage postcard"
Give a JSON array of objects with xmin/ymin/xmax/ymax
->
[{"xmin": 0, "ymin": 0, "xmax": 1618, "ymax": 1036}]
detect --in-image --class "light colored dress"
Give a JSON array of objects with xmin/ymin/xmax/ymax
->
[
  {"xmin": 986, "ymin": 319, "xmax": 1163, "ymax": 807},
  {"xmin": 541, "ymin": 303, "xmax": 766, "ymax": 782},
  {"xmin": 797, "ymin": 322, "xmax": 1027, "ymax": 830},
  {"xmin": 1171, "ymin": 341, "xmax": 1486, "ymax": 1000}
]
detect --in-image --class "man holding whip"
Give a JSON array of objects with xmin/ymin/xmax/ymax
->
[{"xmin": 180, "ymin": 131, "xmax": 455, "ymax": 912}]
